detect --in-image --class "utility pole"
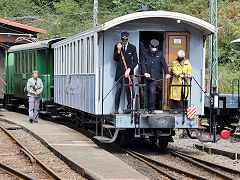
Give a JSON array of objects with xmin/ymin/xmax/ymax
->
[
  {"xmin": 93, "ymin": 0, "xmax": 98, "ymax": 27},
  {"xmin": 208, "ymin": 0, "xmax": 218, "ymax": 92},
  {"xmin": 208, "ymin": 0, "xmax": 218, "ymax": 143}
]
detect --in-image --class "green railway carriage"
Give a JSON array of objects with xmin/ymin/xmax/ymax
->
[{"xmin": 4, "ymin": 38, "xmax": 64, "ymax": 108}]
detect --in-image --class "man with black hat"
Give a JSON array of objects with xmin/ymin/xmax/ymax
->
[
  {"xmin": 113, "ymin": 32, "xmax": 138, "ymax": 114},
  {"xmin": 140, "ymin": 39, "xmax": 171, "ymax": 114}
]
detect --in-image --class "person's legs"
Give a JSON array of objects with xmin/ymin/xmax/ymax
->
[
  {"xmin": 149, "ymin": 81, "xmax": 157, "ymax": 112},
  {"xmin": 115, "ymin": 82, "xmax": 123, "ymax": 112},
  {"xmin": 124, "ymin": 85, "xmax": 132, "ymax": 109},
  {"xmin": 173, "ymin": 100, "xmax": 178, "ymax": 109},
  {"xmin": 28, "ymin": 97, "xmax": 34, "ymax": 123},
  {"xmin": 33, "ymin": 97, "xmax": 40, "ymax": 122},
  {"xmin": 143, "ymin": 81, "xmax": 149, "ymax": 111}
]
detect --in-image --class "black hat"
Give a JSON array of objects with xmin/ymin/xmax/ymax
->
[
  {"xmin": 121, "ymin": 32, "xmax": 129, "ymax": 37},
  {"xmin": 150, "ymin": 39, "xmax": 159, "ymax": 47}
]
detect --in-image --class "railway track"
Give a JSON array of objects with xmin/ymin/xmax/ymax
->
[
  {"xmin": 0, "ymin": 125, "xmax": 63, "ymax": 180},
  {"xmin": 168, "ymin": 150, "xmax": 240, "ymax": 179},
  {"xmin": 118, "ymin": 146, "xmax": 239, "ymax": 180}
]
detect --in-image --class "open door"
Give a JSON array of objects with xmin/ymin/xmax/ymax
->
[{"xmin": 164, "ymin": 32, "xmax": 190, "ymax": 110}]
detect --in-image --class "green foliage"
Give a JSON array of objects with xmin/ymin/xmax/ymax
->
[
  {"xmin": 1, "ymin": 0, "xmax": 240, "ymax": 94},
  {"xmin": 218, "ymin": 63, "xmax": 240, "ymax": 94}
]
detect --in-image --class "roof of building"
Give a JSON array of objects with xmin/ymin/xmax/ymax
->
[{"xmin": 0, "ymin": 18, "xmax": 47, "ymax": 34}]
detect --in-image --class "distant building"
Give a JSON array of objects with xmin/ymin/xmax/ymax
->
[{"xmin": 0, "ymin": 18, "xmax": 46, "ymax": 100}]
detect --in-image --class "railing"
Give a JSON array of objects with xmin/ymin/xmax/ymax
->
[{"xmin": 232, "ymin": 79, "xmax": 240, "ymax": 108}]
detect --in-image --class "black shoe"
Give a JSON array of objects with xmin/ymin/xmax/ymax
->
[
  {"xmin": 149, "ymin": 110, "xmax": 156, "ymax": 114},
  {"xmin": 172, "ymin": 110, "xmax": 178, "ymax": 114},
  {"xmin": 34, "ymin": 121, "xmax": 38, "ymax": 123},
  {"xmin": 124, "ymin": 109, "xmax": 131, "ymax": 114},
  {"xmin": 114, "ymin": 110, "xmax": 119, "ymax": 114},
  {"xmin": 29, "ymin": 119, "xmax": 33, "ymax": 123},
  {"xmin": 143, "ymin": 110, "xmax": 148, "ymax": 114}
]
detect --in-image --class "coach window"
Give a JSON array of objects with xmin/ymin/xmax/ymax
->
[
  {"xmin": 66, "ymin": 44, "xmax": 69, "ymax": 74},
  {"xmin": 33, "ymin": 51, "xmax": 36, "ymax": 70},
  {"xmin": 14, "ymin": 53, "xmax": 17, "ymax": 73},
  {"xmin": 87, "ymin": 37, "xmax": 90, "ymax": 73},
  {"xmin": 17, "ymin": 52, "xmax": 20, "ymax": 73},
  {"xmin": 61, "ymin": 46, "xmax": 65, "ymax": 74},
  {"xmin": 81, "ymin": 39, "xmax": 84, "ymax": 73},
  {"xmin": 21, "ymin": 52, "xmax": 24, "ymax": 73},
  {"xmin": 62, "ymin": 45, "xmax": 65, "ymax": 74},
  {"xmin": 73, "ymin": 41, "xmax": 77, "ymax": 74},
  {"xmin": 77, "ymin": 40, "xmax": 81, "ymax": 74},
  {"xmin": 70, "ymin": 43, "xmax": 73, "ymax": 74},
  {"xmin": 91, "ymin": 36, "xmax": 94, "ymax": 73},
  {"xmin": 25, "ymin": 52, "xmax": 28, "ymax": 73},
  {"xmin": 29, "ymin": 51, "xmax": 32, "ymax": 73}
]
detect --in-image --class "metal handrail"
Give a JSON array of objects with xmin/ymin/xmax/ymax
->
[{"xmin": 232, "ymin": 79, "xmax": 240, "ymax": 107}]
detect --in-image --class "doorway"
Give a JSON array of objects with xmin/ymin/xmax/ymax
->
[
  {"xmin": 139, "ymin": 31, "xmax": 164, "ymax": 110},
  {"xmin": 164, "ymin": 32, "xmax": 190, "ymax": 110},
  {"xmin": 139, "ymin": 31, "xmax": 190, "ymax": 111}
]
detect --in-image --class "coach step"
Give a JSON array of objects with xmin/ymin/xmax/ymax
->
[{"xmin": 94, "ymin": 129, "xmax": 120, "ymax": 143}]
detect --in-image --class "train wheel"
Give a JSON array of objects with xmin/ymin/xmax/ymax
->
[
  {"xmin": 116, "ymin": 130, "xmax": 133, "ymax": 147},
  {"xmin": 158, "ymin": 138, "xmax": 169, "ymax": 153},
  {"xmin": 149, "ymin": 137, "xmax": 157, "ymax": 144}
]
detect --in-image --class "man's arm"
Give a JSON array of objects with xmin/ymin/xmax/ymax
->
[
  {"xmin": 161, "ymin": 57, "xmax": 170, "ymax": 74},
  {"xmin": 26, "ymin": 79, "xmax": 34, "ymax": 94},
  {"xmin": 129, "ymin": 46, "xmax": 138, "ymax": 70},
  {"xmin": 140, "ymin": 51, "xmax": 147, "ymax": 75},
  {"xmin": 114, "ymin": 44, "xmax": 121, "ymax": 61},
  {"xmin": 37, "ymin": 79, "xmax": 43, "ymax": 94}
]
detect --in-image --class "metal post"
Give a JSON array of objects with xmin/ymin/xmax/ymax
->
[
  {"xmin": 208, "ymin": 0, "xmax": 218, "ymax": 92},
  {"xmin": 93, "ymin": 0, "xmax": 98, "ymax": 27}
]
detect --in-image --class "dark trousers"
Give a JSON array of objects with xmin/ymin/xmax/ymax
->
[
  {"xmin": 144, "ymin": 80, "xmax": 157, "ymax": 111},
  {"xmin": 173, "ymin": 88, "xmax": 189, "ymax": 109},
  {"xmin": 173, "ymin": 100, "xmax": 188, "ymax": 109},
  {"xmin": 115, "ymin": 82, "xmax": 131, "ymax": 110}
]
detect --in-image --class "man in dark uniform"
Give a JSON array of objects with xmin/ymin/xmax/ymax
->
[
  {"xmin": 140, "ymin": 39, "xmax": 171, "ymax": 114},
  {"xmin": 114, "ymin": 32, "xmax": 138, "ymax": 114}
]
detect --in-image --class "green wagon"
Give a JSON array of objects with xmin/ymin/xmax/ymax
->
[{"xmin": 4, "ymin": 38, "xmax": 64, "ymax": 109}]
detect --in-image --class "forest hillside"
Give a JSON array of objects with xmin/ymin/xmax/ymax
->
[{"xmin": 1, "ymin": 0, "xmax": 239, "ymax": 93}]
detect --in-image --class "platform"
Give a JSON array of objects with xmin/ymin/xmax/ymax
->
[{"xmin": 0, "ymin": 110, "xmax": 147, "ymax": 180}]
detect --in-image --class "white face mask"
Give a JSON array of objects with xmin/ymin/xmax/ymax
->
[{"xmin": 151, "ymin": 47, "xmax": 157, "ymax": 52}]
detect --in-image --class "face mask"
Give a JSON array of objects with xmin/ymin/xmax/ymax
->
[
  {"xmin": 121, "ymin": 37, "xmax": 129, "ymax": 42},
  {"xmin": 151, "ymin": 47, "xmax": 157, "ymax": 52}
]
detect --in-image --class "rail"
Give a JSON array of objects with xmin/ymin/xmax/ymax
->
[
  {"xmin": 0, "ymin": 160, "xmax": 36, "ymax": 180},
  {"xmin": 119, "ymin": 148, "xmax": 209, "ymax": 180},
  {"xmin": 168, "ymin": 150, "xmax": 236, "ymax": 180},
  {"xmin": 0, "ymin": 125, "xmax": 63, "ymax": 180}
]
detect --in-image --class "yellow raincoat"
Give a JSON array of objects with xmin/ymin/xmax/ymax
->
[{"xmin": 170, "ymin": 59, "xmax": 192, "ymax": 101}]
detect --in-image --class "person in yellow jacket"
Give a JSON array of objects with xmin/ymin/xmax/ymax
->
[{"xmin": 170, "ymin": 50, "xmax": 192, "ymax": 113}]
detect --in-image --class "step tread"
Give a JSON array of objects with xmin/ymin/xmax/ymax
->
[
  {"xmin": 6, "ymin": 104, "xmax": 15, "ymax": 106},
  {"xmin": 231, "ymin": 123, "xmax": 239, "ymax": 126},
  {"xmin": 102, "ymin": 124, "xmax": 115, "ymax": 129},
  {"xmin": 94, "ymin": 136, "xmax": 111, "ymax": 141},
  {"xmin": 198, "ymin": 126, "xmax": 207, "ymax": 130},
  {"xmin": 51, "ymin": 115, "xmax": 60, "ymax": 119},
  {"xmin": 39, "ymin": 111, "xmax": 51, "ymax": 114},
  {"xmin": 45, "ymin": 104, "xmax": 55, "ymax": 108}
]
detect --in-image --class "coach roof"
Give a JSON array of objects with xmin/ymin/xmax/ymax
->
[
  {"xmin": 52, "ymin": 11, "xmax": 217, "ymax": 48},
  {"xmin": 8, "ymin": 38, "xmax": 65, "ymax": 52}
]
